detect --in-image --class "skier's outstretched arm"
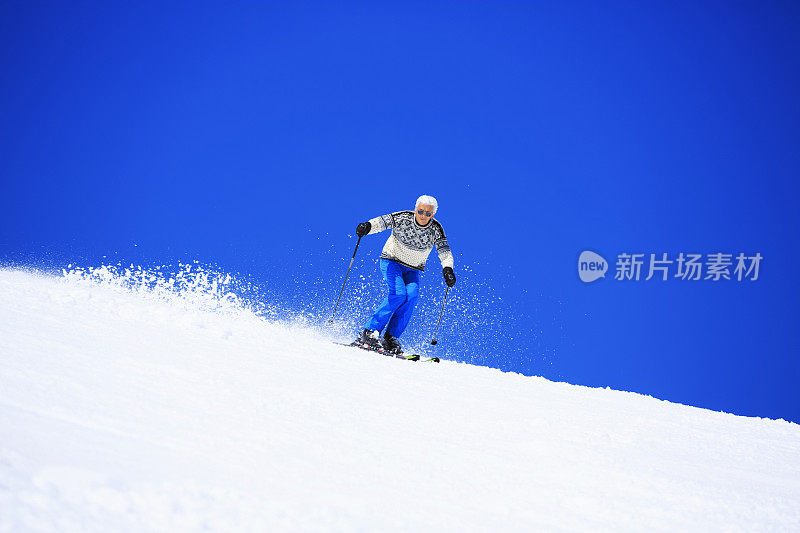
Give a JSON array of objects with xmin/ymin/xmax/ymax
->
[{"xmin": 355, "ymin": 214, "xmax": 394, "ymax": 236}]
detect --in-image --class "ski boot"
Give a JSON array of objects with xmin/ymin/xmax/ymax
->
[
  {"xmin": 381, "ymin": 333, "xmax": 402, "ymax": 355},
  {"xmin": 355, "ymin": 328, "xmax": 382, "ymax": 349}
]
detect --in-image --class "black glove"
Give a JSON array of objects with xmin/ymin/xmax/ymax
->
[
  {"xmin": 356, "ymin": 221, "xmax": 371, "ymax": 237},
  {"xmin": 443, "ymin": 266, "xmax": 456, "ymax": 287}
]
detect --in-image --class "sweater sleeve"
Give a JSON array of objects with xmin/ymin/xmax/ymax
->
[
  {"xmin": 434, "ymin": 224, "xmax": 454, "ymax": 269},
  {"xmin": 367, "ymin": 213, "xmax": 394, "ymax": 234}
]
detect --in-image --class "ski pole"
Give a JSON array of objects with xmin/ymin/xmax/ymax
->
[
  {"xmin": 329, "ymin": 235, "xmax": 362, "ymax": 323},
  {"xmin": 430, "ymin": 286, "xmax": 450, "ymax": 345}
]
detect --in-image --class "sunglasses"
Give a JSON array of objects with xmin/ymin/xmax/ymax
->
[{"xmin": 416, "ymin": 209, "xmax": 433, "ymax": 217}]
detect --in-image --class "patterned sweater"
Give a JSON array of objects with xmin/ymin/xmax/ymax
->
[{"xmin": 367, "ymin": 211, "xmax": 454, "ymax": 272}]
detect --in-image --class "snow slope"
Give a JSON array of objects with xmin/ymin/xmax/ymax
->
[{"xmin": 1, "ymin": 268, "xmax": 798, "ymax": 531}]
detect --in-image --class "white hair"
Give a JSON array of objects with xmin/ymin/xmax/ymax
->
[{"xmin": 415, "ymin": 195, "xmax": 438, "ymax": 215}]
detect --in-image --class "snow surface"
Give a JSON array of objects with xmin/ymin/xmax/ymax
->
[{"xmin": 1, "ymin": 267, "xmax": 799, "ymax": 531}]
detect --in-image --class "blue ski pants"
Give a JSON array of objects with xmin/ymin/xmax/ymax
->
[{"xmin": 366, "ymin": 258, "xmax": 420, "ymax": 338}]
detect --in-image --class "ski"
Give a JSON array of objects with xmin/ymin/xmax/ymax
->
[{"xmin": 334, "ymin": 342, "xmax": 440, "ymax": 363}]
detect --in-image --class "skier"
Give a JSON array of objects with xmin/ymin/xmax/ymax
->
[{"xmin": 354, "ymin": 195, "xmax": 456, "ymax": 354}]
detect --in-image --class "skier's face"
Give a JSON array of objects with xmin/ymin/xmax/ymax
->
[{"xmin": 415, "ymin": 204, "xmax": 435, "ymax": 225}]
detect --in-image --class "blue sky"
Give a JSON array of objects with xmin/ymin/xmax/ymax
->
[{"xmin": 1, "ymin": 1, "xmax": 799, "ymax": 421}]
